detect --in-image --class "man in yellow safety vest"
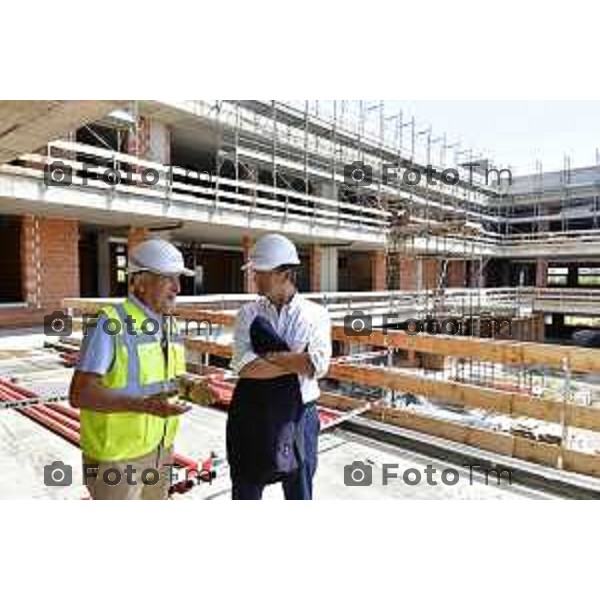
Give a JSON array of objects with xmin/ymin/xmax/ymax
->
[{"xmin": 69, "ymin": 238, "xmax": 194, "ymax": 500}]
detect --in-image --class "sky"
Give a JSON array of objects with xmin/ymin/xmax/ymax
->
[
  {"xmin": 288, "ymin": 100, "xmax": 600, "ymax": 176},
  {"xmin": 392, "ymin": 101, "xmax": 600, "ymax": 175}
]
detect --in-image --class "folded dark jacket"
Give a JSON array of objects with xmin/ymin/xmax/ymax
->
[{"xmin": 226, "ymin": 315, "xmax": 305, "ymax": 485}]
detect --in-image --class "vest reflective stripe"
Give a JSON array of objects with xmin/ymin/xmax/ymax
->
[{"xmin": 80, "ymin": 299, "xmax": 186, "ymax": 462}]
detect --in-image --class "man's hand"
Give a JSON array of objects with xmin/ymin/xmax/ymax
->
[
  {"xmin": 238, "ymin": 357, "xmax": 290, "ymax": 379},
  {"xmin": 136, "ymin": 392, "xmax": 192, "ymax": 418},
  {"xmin": 263, "ymin": 352, "xmax": 315, "ymax": 377},
  {"xmin": 70, "ymin": 372, "xmax": 191, "ymax": 416}
]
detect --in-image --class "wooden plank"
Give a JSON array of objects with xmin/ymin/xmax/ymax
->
[
  {"xmin": 182, "ymin": 345, "xmax": 600, "ymax": 481},
  {"xmin": 185, "ymin": 337, "xmax": 600, "ymax": 432},
  {"xmin": 184, "ymin": 339, "xmax": 233, "ymax": 358},
  {"xmin": 318, "ymin": 393, "xmax": 584, "ymax": 477},
  {"xmin": 327, "ymin": 362, "xmax": 600, "ymax": 432},
  {"xmin": 563, "ymin": 449, "xmax": 600, "ymax": 478},
  {"xmin": 331, "ymin": 326, "xmax": 600, "ymax": 373},
  {"xmin": 175, "ymin": 309, "xmax": 236, "ymax": 326},
  {"xmin": 61, "ymin": 303, "xmax": 600, "ymax": 373},
  {"xmin": 320, "ymin": 391, "xmax": 370, "ymax": 412},
  {"xmin": 183, "ymin": 347, "xmax": 600, "ymax": 481}
]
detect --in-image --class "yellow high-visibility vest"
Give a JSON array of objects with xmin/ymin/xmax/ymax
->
[{"xmin": 80, "ymin": 298, "xmax": 186, "ymax": 462}]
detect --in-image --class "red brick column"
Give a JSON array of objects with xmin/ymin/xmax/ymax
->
[
  {"xmin": 21, "ymin": 215, "xmax": 41, "ymax": 308},
  {"xmin": 242, "ymin": 235, "xmax": 256, "ymax": 293},
  {"xmin": 39, "ymin": 218, "xmax": 80, "ymax": 309},
  {"xmin": 423, "ymin": 258, "xmax": 440, "ymax": 290},
  {"xmin": 309, "ymin": 244, "xmax": 321, "ymax": 292},
  {"xmin": 0, "ymin": 216, "xmax": 78, "ymax": 327},
  {"xmin": 536, "ymin": 313, "xmax": 545, "ymax": 342},
  {"xmin": 447, "ymin": 261, "xmax": 467, "ymax": 288},
  {"xmin": 371, "ymin": 250, "xmax": 387, "ymax": 291},
  {"xmin": 399, "ymin": 257, "xmax": 417, "ymax": 290},
  {"xmin": 536, "ymin": 259, "xmax": 548, "ymax": 288},
  {"xmin": 127, "ymin": 227, "xmax": 149, "ymax": 260},
  {"xmin": 126, "ymin": 228, "xmax": 149, "ymax": 295}
]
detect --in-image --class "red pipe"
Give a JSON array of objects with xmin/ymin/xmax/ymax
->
[
  {"xmin": 0, "ymin": 382, "xmax": 25, "ymax": 401},
  {"xmin": 20, "ymin": 407, "xmax": 81, "ymax": 446},
  {"xmin": 47, "ymin": 403, "xmax": 80, "ymax": 422},
  {"xmin": 0, "ymin": 379, "xmax": 36, "ymax": 397},
  {"xmin": 1, "ymin": 379, "xmax": 201, "ymax": 474},
  {"xmin": 30, "ymin": 405, "xmax": 80, "ymax": 433}
]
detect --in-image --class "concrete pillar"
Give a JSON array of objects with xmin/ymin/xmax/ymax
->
[
  {"xmin": 127, "ymin": 116, "xmax": 151, "ymax": 159},
  {"xmin": 320, "ymin": 247, "xmax": 338, "ymax": 292},
  {"xmin": 501, "ymin": 260, "xmax": 511, "ymax": 287},
  {"xmin": 417, "ymin": 258, "xmax": 424, "ymax": 291},
  {"xmin": 319, "ymin": 181, "xmax": 337, "ymax": 201},
  {"xmin": 147, "ymin": 119, "xmax": 170, "ymax": 164},
  {"xmin": 567, "ymin": 265, "xmax": 578, "ymax": 288},
  {"xmin": 97, "ymin": 230, "xmax": 111, "ymax": 297},
  {"xmin": 536, "ymin": 259, "xmax": 548, "ymax": 288},
  {"xmin": 371, "ymin": 250, "xmax": 386, "ymax": 291},
  {"xmin": 467, "ymin": 260, "xmax": 480, "ymax": 288},
  {"xmin": 242, "ymin": 235, "xmax": 257, "ymax": 294},
  {"xmin": 309, "ymin": 244, "xmax": 321, "ymax": 292}
]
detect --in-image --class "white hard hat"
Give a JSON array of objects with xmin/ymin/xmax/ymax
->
[
  {"xmin": 129, "ymin": 238, "xmax": 194, "ymax": 277},
  {"xmin": 241, "ymin": 233, "xmax": 300, "ymax": 272}
]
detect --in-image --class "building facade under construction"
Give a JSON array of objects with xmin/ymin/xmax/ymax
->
[{"xmin": 3, "ymin": 100, "xmax": 600, "ymax": 498}]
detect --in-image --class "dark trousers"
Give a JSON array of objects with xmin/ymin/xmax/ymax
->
[{"xmin": 231, "ymin": 402, "xmax": 320, "ymax": 500}]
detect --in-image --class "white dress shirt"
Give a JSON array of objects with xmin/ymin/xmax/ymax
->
[{"xmin": 230, "ymin": 294, "xmax": 332, "ymax": 403}]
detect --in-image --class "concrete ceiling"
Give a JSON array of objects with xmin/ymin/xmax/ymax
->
[
  {"xmin": 0, "ymin": 197, "xmax": 373, "ymax": 250},
  {"xmin": 0, "ymin": 101, "xmax": 126, "ymax": 164}
]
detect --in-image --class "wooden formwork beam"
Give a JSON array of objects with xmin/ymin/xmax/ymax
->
[
  {"xmin": 176, "ymin": 309, "xmax": 236, "ymax": 327},
  {"xmin": 328, "ymin": 362, "xmax": 600, "ymax": 432},
  {"xmin": 64, "ymin": 302, "xmax": 600, "ymax": 373},
  {"xmin": 331, "ymin": 327, "xmax": 600, "ymax": 373},
  {"xmin": 185, "ymin": 338, "xmax": 600, "ymax": 432},
  {"xmin": 185, "ymin": 338, "xmax": 233, "ymax": 358},
  {"xmin": 184, "ymin": 339, "xmax": 600, "ymax": 480},
  {"xmin": 155, "ymin": 305, "xmax": 600, "ymax": 374},
  {"xmin": 318, "ymin": 392, "xmax": 600, "ymax": 480}
]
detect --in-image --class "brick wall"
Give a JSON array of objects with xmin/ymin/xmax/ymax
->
[
  {"xmin": 309, "ymin": 244, "xmax": 321, "ymax": 292},
  {"xmin": 399, "ymin": 258, "xmax": 417, "ymax": 290},
  {"xmin": 371, "ymin": 250, "xmax": 387, "ymax": 291},
  {"xmin": 127, "ymin": 227, "xmax": 149, "ymax": 259},
  {"xmin": 536, "ymin": 259, "xmax": 548, "ymax": 287},
  {"xmin": 39, "ymin": 218, "xmax": 80, "ymax": 307},
  {"xmin": 447, "ymin": 261, "xmax": 467, "ymax": 288},
  {"xmin": 422, "ymin": 258, "xmax": 440, "ymax": 290},
  {"xmin": 242, "ymin": 236, "xmax": 256, "ymax": 293},
  {"xmin": 398, "ymin": 257, "xmax": 441, "ymax": 291},
  {"xmin": 0, "ymin": 216, "xmax": 79, "ymax": 327}
]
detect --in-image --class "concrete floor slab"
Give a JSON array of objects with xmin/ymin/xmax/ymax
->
[{"xmin": 0, "ymin": 402, "xmax": 557, "ymax": 500}]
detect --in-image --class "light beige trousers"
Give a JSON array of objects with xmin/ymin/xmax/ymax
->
[{"xmin": 82, "ymin": 445, "xmax": 174, "ymax": 500}]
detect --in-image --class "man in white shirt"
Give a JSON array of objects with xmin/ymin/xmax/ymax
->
[{"xmin": 229, "ymin": 233, "xmax": 332, "ymax": 499}]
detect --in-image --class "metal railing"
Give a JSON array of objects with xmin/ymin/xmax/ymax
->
[{"xmin": 3, "ymin": 141, "xmax": 390, "ymax": 236}]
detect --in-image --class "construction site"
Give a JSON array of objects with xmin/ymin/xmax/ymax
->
[{"xmin": 3, "ymin": 99, "xmax": 600, "ymax": 499}]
